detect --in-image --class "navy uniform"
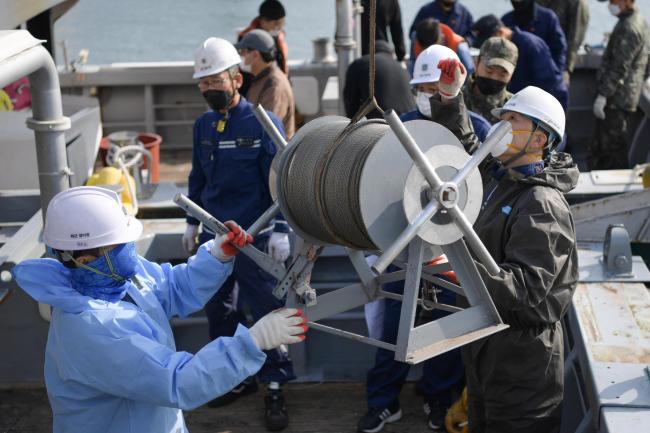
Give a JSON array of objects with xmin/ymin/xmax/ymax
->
[
  {"xmin": 502, "ymin": 1, "xmax": 568, "ymax": 72},
  {"xmin": 401, "ymin": 108, "xmax": 490, "ymax": 142},
  {"xmin": 188, "ymin": 96, "xmax": 294, "ymax": 384},
  {"xmin": 409, "ymin": 0, "xmax": 475, "ymax": 42},
  {"xmin": 360, "ymin": 108, "xmax": 488, "ymax": 430},
  {"xmin": 507, "ymin": 26, "xmax": 568, "ymax": 110}
]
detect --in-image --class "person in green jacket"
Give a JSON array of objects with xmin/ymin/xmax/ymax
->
[
  {"xmin": 590, "ymin": 0, "xmax": 650, "ymax": 169},
  {"xmin": 430, "ymin": 58, "xmax": 579, "ymax": 433}
]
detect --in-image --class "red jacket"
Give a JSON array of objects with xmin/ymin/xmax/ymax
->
[{"xmin": 413, "ymin": 23, "xmax": 464, "ymax": 58}]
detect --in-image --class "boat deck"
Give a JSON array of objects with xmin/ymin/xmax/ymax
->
[{"xmin": 1, "ymin": 383, "xmax": 434, "ymax": 433}]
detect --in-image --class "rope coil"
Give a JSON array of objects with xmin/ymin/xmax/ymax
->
[{"xmin": 280, "ymin": 118, "xmax": 391, "ymax": 249}]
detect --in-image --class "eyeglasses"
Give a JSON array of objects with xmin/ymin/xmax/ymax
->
[{"xmin": 198, "ymin": 78, "xmax": 229, "ymax": 89}]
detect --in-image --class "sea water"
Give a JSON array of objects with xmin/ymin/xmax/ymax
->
[{"xmin": 53, "ymin": 0, "xmax": 648, "ymax": 65}]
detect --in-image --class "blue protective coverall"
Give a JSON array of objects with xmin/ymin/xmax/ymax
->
[
  {"xmin": 502, "ymin": 3, "xmax": 567, "ymax": 72},
  {"xmin": 507, "ymin": 26, "xmax": 568, "ymax": 110},
  {"xmin": 400, "ymin": 108, "xmax": 491, "ymax": 142},
  {"xmin": 189, "ymin": 96, "xmax": 294, "ymax": 383},
  {"xmin": 409, "ymin": 0, "xmax": 475, "ymax": 41},
  {"xmin": 12, "ymin": 241, "xmax": 266, "ymax": 433}
]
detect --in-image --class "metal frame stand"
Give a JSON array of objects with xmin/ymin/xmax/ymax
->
[
  {"xmin": 298, "ymin": 237, "xmax": 506, "ymax": 363},
  {"xmin": 176, "ymin": 104, "xmax": 513, "ymax": 364}
]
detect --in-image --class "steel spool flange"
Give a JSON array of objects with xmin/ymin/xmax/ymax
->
[{"xmin": 402, "ymin": 145, "xmax": 483, "ymax": 245}]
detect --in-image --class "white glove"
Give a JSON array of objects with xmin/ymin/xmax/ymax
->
[
  {"xmin": 438, "ymin": 58, "xmax": 467, "ymax": 100},
  {"xmin": 268, "ymin": 232, "xmax": 290, "ymax": 262},
  {"xmin": 210, "ymin": 220, "xmax": 252, "ymax": 262},
  {"xmin": 249, "ymin": 308, "xmax": 308, "ymax": 351},
  {"xmin": 182, "ymin": 224, "xmax": 199, "ymax": 254},
  {"xmin": 593, "ymin": 95, "xmax": 607, "ymax": 120}
]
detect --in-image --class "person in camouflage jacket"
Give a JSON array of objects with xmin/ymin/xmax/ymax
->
[
  {"xmin": 538, "ymin": 0, "xmax": 590, "ymax": 75},
  {"xmin": 463, "ymin": 37, "xmax": 518, "ymax": 124},
  {"xmin": 590, "ymin": 0, "xmax": 650, "ymax": 170}
]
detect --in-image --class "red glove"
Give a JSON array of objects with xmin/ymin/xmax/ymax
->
[
  {"xmin": 437, "ymin": 58, "xmax": 467, "ymax": 100},
  {"xmin": 211, "ymin": 220, "xmax": 253, "ymax": 261},
  {"xmin": 425, "ymin": 254, "xmax": 459, "ymax": 285}
]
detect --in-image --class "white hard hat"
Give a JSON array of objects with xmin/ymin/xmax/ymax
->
[
  {"xmin": 193, "ymin": 37, "xmax": 241, "ymax": 79},
  {"xmin": 491, "ymin": 86, "xmax": 565, "ymax": 139},
  {"xmin": 43, "ymin": 186, "xmax": 143, "ymax": 251},
  {"xmin": 410, "ymin": 44, "xmax": 459, "ymax": 85}
]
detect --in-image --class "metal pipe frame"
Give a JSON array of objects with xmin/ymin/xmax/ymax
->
[
  {"xmin": 173, "ymin": 194, "xmax": 287, "ymax": 280},
  {"xmin": 374, "ymin": 109, "xmax": 501, "ymax": 276},
  {"xmin": 0, "ymin": 31, "xmax": 71, "ymax": 219},
  {"xmin": 252, "ymin": 104, "xmax": 287, "ymax": 152},
  {"xmin": 247, "ymin": 201, "xmax": 281, "ymax": 237},
  {"xmin": 302, "ymin": 236, "xmax": 506, "ymax": 363}
]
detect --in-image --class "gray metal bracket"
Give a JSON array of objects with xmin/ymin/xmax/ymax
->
[
  {"xmin": 602, "ymin": 224, "xmax": 634, "ymax": 277},
  {"xmin": 274, "ymin": 237, "xmax": 322, "ymax": 306},
  {"xmin": 302, "ymin": 236, "xmax": 507, "ymax": 364}
]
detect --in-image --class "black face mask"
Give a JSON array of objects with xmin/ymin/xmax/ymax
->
[
  {"xmin": 202, "ymin": 90, "xmax": 233, "ymax": 111},
  {"xmin": 441, "ymin": 0, "xmax": 456, "ymax": 9},
  {"xmin": 475, "ymin": 76, "xmax": 508, "ymax": 95}
]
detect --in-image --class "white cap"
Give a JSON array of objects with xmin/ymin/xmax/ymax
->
[
  {"xmin": 491, "ymin": 86, "xmax": 565, "ymax": 139},
  {"xmin": 43, "ymin": 186, "xmax": 143, "ymax": 251},
  {"xmin": 410, "ymin": 44, "xmax": 459, "ymax": 85},
  {"xmin": 193, "ymin": 37, "xmax": 241, "ymax": 79}
]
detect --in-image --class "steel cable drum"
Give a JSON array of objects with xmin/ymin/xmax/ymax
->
[{"xmin": 277, "ymin": 115, "xmax": 480, "ymax": 254}]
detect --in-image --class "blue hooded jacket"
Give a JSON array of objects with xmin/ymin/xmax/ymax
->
[{"xmin": 12, "ymin": 241, "xmax": 266, "ymax": 433}]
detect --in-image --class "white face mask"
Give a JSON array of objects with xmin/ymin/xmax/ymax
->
[
  {"xmin": 608, "ymin": 3, "xmax": 621, "ymax": 17},
  {"xmin": 486, "ymin": 121, "xmax": 513, "ymax": 157},
  {"xmin": 239, "ymin": 56, "xmax": 252, "ymax": 73},
  {"xmin": 269, "ymin": 29, "xmax": 282, "ymax": 37},
  {"xmin": 416, "ymin": 91, "xmax": 434, "ymax": 118}
]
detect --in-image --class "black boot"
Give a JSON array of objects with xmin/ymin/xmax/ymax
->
[{"xmin": 264, "ymin": 387, "xmax": 289, "ymax": 431}]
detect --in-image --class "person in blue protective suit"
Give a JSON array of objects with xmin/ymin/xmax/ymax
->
[
  {"xmin": 502, "ymin": 0, "xmax": 568, "ymax": 73},
  {"xmin": 471, "ymin": 14, "xmax": 568, "ymax": 110},
  {"xmin": 183, "ymin": 37, "xmax": 295, "ymax": 431},
  {"xmin": 11, "ymin": 186, "xmax": 308, "ymax": 433},
  {"xmin": 410, "ymin": 0, "xmax": 475, "ymax": 42},
  {"xmin": 357, "ymin": 45, "xmax": 485, "ymax": 433}
]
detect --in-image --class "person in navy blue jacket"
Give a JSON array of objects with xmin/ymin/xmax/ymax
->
[
  {"xmin": 409, "ymin": 0, "xmax": 475, "ymax": 42},
  {"xmin": 471, "ymin": 15, "xmax": 568, "ymax": 110},
  {"xmin": 502, "ymin": 0, "xmax": 568, "ymax": 72},
  {"xmin": 185, "ymin": 37, "xmax": 293, "ymax": 431}
]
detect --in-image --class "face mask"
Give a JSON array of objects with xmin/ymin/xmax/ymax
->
[
  {"xmin": 416, "ymin": 91, "xmax": 435, "ymax": 118},
  {"xmin": 68, "ymin": 242, "xmax": 139, "ymax": 302},
  {"xmin": 441, "ymin": 0, "xmax": 456, "ymax": 8},
  {"xmin": 202, "ymin": 89, "xmax": 233, "ymax": 111},
  {"xmin": 475, "ymin": 76, "xmax": 508, "ymax": 95},
  {"xmin": 608, "ymin": 3, "xmax": 621, "ymax": 16},
  {"xmin": 269, "ymin": 29, "xmax": 282, "ymax": 37},
  {"xmin": 485, "ymin": 120, "xmax": 536, "ymax": 158},
  {"xmin": 239, "ymin": 56, "xmax": 252, "ymax": 73}
]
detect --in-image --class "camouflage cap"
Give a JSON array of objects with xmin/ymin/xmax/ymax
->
[{"xmin": 479, "ymin": 37, "xmax": 518, "ymax": 75}]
